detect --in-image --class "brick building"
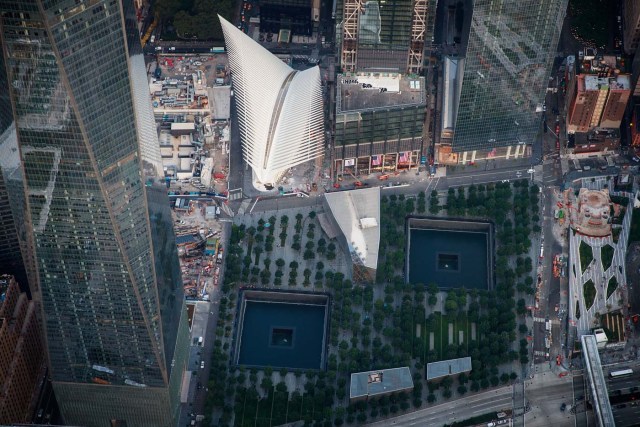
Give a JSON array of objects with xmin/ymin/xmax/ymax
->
[
  {"xmin": 0, "ymin": 275, "xmax": 45, "ymax": 423},
  {"xmin": 566, "ymin": 74, "xmax": 630, "ymax": 154}
]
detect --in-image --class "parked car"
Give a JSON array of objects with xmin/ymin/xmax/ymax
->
[{"xmin": 560, "ymin": 403, "xmax": 566, "ymax": 411}]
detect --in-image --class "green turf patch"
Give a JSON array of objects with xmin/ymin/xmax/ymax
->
[
  {"xmin": 583, "ymin": 279, "xmax": 596, "ymax": 310},
  {"xmin": 430, "ymin": 312, "xmax": 444, "ymax": 360},
  {"xmin": 607, "ymin": 276, "xmax": 618, "ymax": 300},
  {"xmin": 601, "ymin": 244, "xmax": 614, "ymax": 272},
  {"xmin": 579, "ymin": 241, "xmax": 593, "ymax": 272}
]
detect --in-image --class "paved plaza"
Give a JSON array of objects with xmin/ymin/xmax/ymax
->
[{"xmin": 568, "ymin": 178, "xmax": 633, "ymax": 335}]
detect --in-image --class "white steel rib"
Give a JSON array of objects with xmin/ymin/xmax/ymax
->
[{"xmin": 219, "ymin": 16, "xmax": 324, "ymax": 188}]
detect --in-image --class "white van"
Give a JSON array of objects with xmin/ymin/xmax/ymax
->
[{"xmin": 197, "ymin": 336, "xmax": 203, "ymax": 345}]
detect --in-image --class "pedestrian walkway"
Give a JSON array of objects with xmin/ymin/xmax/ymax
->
[
  {"xmin": 228, "ymin": 190, "xmax": 243, "ymax": 201},
  {"xmin": 237, "ymin": 198, "xmax": 251, "ymax": 215},
  {"xmin": 533, "ymin": 317, "xmax": 560, "ymax": 325}
]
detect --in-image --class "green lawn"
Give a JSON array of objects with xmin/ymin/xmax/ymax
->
[
  {"xmin": 430, "ymin": 312, "xmax": 444, "ymax": 359},
  {"xmin": 601, "ymin": 245, "xmax": 614, "ymax": 272},
  {"xmin": 425, "ymin": 311, "xmax": 475, "ymax": 360},
  {"xmin": 607, "ymin": 276, "xmax": 618, "ymax": 300},
  {"xmin": 454, "ymin": 315, "xmax": 470, "ymax": 352},
  {"xmin": 579, "ymin": 241, "xmax": 594, "ymax": 272},
  {"xmin": 583, "ymin": 280, "xmax": 596, "ymax": 310}
]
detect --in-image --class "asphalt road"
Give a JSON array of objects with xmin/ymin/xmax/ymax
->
[
  {"xmin": 533, "ymin": 159, "xmax": 564, "ymax": 364},
  {"xmin": 571, "ymin": 373, "xmax": 588, "ymax": 427},
  {"xmin": 241, "ymin": 165, "xmax": 536, "ymax": 216},
  {"xmin": 365, "ymin": 386, "xmax": 513, "ymax": 427},
  {"xmin": 613, "ymin": 402, "xmax": 640, "ymax": 427},
  {"xmin": 228, "ymin": 94, "xmax": 244, "ymax": 195},
  {"xmin": 524, "ymin": 371, "xmax": 574, "ymax": 427}
]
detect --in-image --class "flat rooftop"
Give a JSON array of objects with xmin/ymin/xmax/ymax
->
[
  {"xmin": 600, "ymin": 90, "xmax": 630, "ymax": 128},
  {"xmin": 336, "ymin": 73, "xmax": 425, "ymax": 114},
  {"xmin": 350, "ymin": 367, "xmax": 413, "ymax": 399},
  {"xmin": 210, "ymin": 86, "xmax": 231, "ymax": 120},
  {"xmin": 426, "ymin": 357, "xmax": 472, "ymax": 380},
  {"xmin": 568, "ymin": 91, "xmax": 599, "ymax": 133}
]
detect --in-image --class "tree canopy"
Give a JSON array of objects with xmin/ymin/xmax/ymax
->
[{"xmin": 155, "ymin": 0, "xmax": 233, "ymax": 41}]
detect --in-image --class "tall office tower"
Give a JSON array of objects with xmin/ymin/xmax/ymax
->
[
  {"xmin": 0, "ymin": 61, "xmax": 28, "ymax": 294},
  {"xmin": 337, "ymin": 0, "xmax": 437, "ymax": 74},
  {"xmin": 0, "ymin": 1, "xmax": 189, "ymax": 426},
  {"xmin": 624, "ymin": 0, "xmax": 640, "ymax": 55},
  {"xmin": 442, "ymin": 0, "xmax": 567, "ymax": 159},
  {"xmin": 333, "ymin": 0, "xmax": 435, "ymax": 176},
  {"xmin": 220, "ymin": 16, "xmax": 324, "ymax": 190}
]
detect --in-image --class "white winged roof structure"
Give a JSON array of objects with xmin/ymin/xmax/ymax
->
[
  {"xmin": 219, "ymin": 16, "xmax": 324, "ymax": 189},
  {"xmin": 324, "ymin": 187, "xmax": 380, "ymax": 271}
]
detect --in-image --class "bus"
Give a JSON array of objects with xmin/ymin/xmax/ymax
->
[{"xmin": 610, "ymin": 369, "xmax": 633, "ymax": 378}]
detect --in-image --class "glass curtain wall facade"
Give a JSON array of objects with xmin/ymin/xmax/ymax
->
[
  {"xmin": 0, "ymin": 0, "xmax": 188, "ymax": 426},
  {"xmin": 356, "ymin": 0, "xmax": 413, "ymax": 71},
  {"xmin": 451, "ymin": 0, "xmax": 568, "ymax": 152},
  {"xmin": 336, "ymin": 0, "xmax": 437, "ymax": 73},
  {"xmin": 335, "ymin": 106, "xmax": 425, "ymax": 153}
]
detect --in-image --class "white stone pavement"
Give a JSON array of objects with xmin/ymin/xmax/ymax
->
[{"xmin": 568, "ymin": 181, "xmax": 633, "ymax": 335}]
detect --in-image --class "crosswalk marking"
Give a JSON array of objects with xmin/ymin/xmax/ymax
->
[
  {"xmin": 533, "ymin": 317, "xmax": 560, "ymax": 325},
  {"xmin": 228, "ymin": 191, "xmax": 243, "ymax": 201}
]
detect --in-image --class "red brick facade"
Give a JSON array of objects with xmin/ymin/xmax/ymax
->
[{"xmin": 0, "ymin": 275, "xmax": 45, "ymax": 423}]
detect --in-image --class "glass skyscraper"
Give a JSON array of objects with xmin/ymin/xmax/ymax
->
[
  {"xmin": 450, "ymin": 0, "xmax": 568, "ymax": 152},
  {"xmin": 336, "ymin": 0, "xmax": 437, "ymax": 74},
  {"xmin": 0, "ymin": 1, "xmax": 188, "ymax": 425}
]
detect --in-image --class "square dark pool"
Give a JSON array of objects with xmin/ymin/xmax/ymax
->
[
  {"xmin": 437, "ymin": 253, "xmax": 460, "ymax": 271},
  {"xmin": 236, "ymin": 294, "xmax": 328, "ymax": 370},
  {"xmin": 407, "ymin": 218, "xmax": 493, "ymax": 289},
  {"xmin": 270, "ymin": 327, "xmax": 294, "ymax": 347}
]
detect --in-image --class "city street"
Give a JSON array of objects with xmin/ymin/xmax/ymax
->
[
  {"xmin": 532, "ymin": 157, "xmax": 565, "ymax": 368},
  {"xmin": 523, "ymin": 366, "xmax": 574, "ymax": 427},
  {"xmin": 365, "ymin": 386, "xmax": 513, "ymax": 427},
  {"xmin": 239, "ymin": 164, "xmax": 537, "ymax": 215}
]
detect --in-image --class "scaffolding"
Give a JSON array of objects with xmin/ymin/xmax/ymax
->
[
  {"xmin": 340, "ymin": 0, "xmax": 362, "ymax": 72},
  {"xmin": 340, "ymin": 0, "xmax": 435, "ymax": 74},
  {"xmin": 408, "ymin": 0, "xmax": 428, "ymax": 74}
]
